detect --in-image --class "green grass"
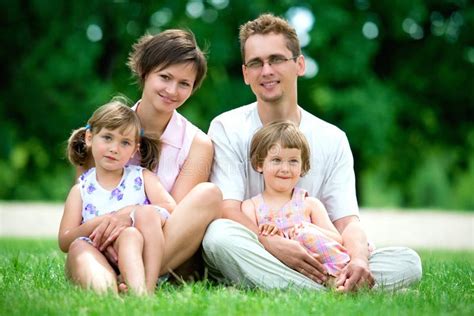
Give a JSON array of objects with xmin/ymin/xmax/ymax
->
[{"xmin": 1, "ymin": 239, "xmax": 473, "ymax": 316}]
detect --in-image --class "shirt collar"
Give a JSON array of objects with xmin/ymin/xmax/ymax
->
[
  {"xmin": 160, "ymin": 110, "xmax": 183, "ymax": 149},
  {"xmin": 133, "ymin": 100, "xmax": 183, "ymax": 149}
]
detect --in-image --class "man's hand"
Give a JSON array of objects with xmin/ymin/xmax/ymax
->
[
  {"xmin": 261, "ymin": 234, "xmax": 328, "ymax": 284},
  {"xmin": 90, "ymin": 213, "xmax": 132, "ymax": 251},
  {"xmin": 335, "ymin": 257, "xmax": 375, "ymax": 292}
]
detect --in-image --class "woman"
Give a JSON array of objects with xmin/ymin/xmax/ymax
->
[{"xmin": 64, "ymin": 29, "xmax": 221, "ymax": 293}]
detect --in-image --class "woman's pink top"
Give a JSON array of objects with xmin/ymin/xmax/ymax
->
[{"xmin": 130, "ymin": 103, "xmax": 198, "ymax": 193}]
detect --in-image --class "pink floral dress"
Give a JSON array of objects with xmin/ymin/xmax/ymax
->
[{"xmin": 252, "ymin": 187, "xmax": 350, "ymax": 277}]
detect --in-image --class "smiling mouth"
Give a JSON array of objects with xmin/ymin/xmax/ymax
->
[
  {"xmin": 104, "ymin": 156, "xmax": 117, "ymax": 161},
  {"xmin": 261, "ymin": 81, "xmax": 279, "ymax": 88},
  {"xmin": 159, "ymin": 93, "xmax": 177, "ymax": 103}
]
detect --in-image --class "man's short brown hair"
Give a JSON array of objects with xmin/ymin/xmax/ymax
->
[{"xmin": 239, "ymin": 13, "xmax": 301, "ymax": 62}]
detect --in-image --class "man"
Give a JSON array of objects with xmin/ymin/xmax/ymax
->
[{"xmin": 203, "ymin": 13, "xmax": 421, "ymax": 292}]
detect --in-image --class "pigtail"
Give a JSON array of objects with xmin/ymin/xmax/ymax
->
[
  {"xmin": 67, "ymin": 127, "xmax": 90, "ymax": 167},
  {"xmin": 140, "ymin": 132, "xmax": 161, "ymax": 171}
]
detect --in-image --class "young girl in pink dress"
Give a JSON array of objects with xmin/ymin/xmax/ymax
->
[{"xmin": 242, "ymin": 120, "xmax": 350, "ymax": 287}]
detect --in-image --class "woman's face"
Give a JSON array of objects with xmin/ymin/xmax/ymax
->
[{"xmin": 141, "ymin": 62, "xmax": 197, "ymax": 115}]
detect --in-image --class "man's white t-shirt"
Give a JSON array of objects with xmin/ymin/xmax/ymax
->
[{"xmin": 208, "ymin": 102, "xmax": 359, "ymax": 222}]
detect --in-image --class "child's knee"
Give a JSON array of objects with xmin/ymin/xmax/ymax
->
[
  {"xmin": 134, "ymin": 205, "xmax": 166, "ymax": 226},
  {"xmin": 117, "ymin": 227, "xmax": 144, "ymax": 245},
  {"xmin": 68, "ymin": 238, "xmax": 89, "ymax": 255}
]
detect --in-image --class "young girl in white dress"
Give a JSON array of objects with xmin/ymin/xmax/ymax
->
[{"xmin": 59, "ymin": 98, "xmax": 175, "ymax": 295}]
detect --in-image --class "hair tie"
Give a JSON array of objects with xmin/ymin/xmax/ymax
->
[
  {"xmin": 140, "ymin": 128, "xmax": 144, "ymax": 137},
  {"xmin": 85, "ymin": 124, "xmax": 91, "ymax": 130}
]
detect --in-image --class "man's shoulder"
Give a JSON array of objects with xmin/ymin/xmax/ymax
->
[
  {"xmin": 211, "ymin": 102, "xmax": 256, "ymax": 125},
  {"xmin": 209, "ymin": 102, "xmax": 258, "ymax": 137},
  {"xmin": 300, "ymin": 107, "xmax": 346, "ymax": 138}
]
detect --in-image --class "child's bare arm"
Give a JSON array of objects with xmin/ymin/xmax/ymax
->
[
  {"xmin": 58, "ymin": 184, "xmax": 116, "ymax": 252},
  {"xmin": 241, "ymin": 199, "xmax": 258, "ymax": 226},
  {"xmin": 143, "ymin": 169, "xmax": 176, "ymax": 213},
  {"xmin": 306, "ymin": 197, "xmax": 343, "ymax": 244}
]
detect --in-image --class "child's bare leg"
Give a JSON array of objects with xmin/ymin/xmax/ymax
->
[
  {"xmin": 133, "ymin": 205, "xmax": 165, "ymax": 293},
  {"xmin": 114, "ymin": 227, "xmax": 146, "ymax": 295},
  {"xmin": 65, "ymin": 239, "xmax": 118, "ymax": 294}
]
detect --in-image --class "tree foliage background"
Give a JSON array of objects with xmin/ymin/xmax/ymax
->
[{"xmin": 1, "ymin": 0, "xmax": 473, "ymax": 210}]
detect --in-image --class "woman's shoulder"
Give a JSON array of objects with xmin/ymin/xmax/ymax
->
[
  {"xmin": 188, "ymin": 129, "xmax": 213, "ymax": 158},
  {"xmin": 173, "ymin": 111, "xmax": 212, "ymax": 150},
  {"xmin": 192, "ymin": 129, "xmax": 212, "ymax": 146}
]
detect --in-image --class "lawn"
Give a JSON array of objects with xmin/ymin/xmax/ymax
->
[{"xmin": 0, "ymin": 239, "xmax": 472, "ymax": 316}]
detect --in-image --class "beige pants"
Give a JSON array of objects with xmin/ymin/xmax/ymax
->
[{"xmin": 203, "ymin": 219, "xmax": 422, "ymax": 291}]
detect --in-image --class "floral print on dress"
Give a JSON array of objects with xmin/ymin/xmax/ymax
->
[
  {"xmin": 134, "ymin": 177, "xmax": 143, "ymax": 191},
  {"xmin": 111, "ymin": 188, "xmax": 124, "ymax": 201},
  {"xmin": 87, "ymin": 183, "xmax": 96, "ymax": 194},
  {"xmin": 253, "ymin": 187, "xmax": 350, "ymax": 277},
  {"xmin": 80, "ymin": 168, "xmax": 93, "ymax": 182},
  {"xmin": 80, "ymin": 166, "xmax": 165, "ymax": 225},
  {"xmin": 84, "ymin": 203, "xmax": 97, "ymax": 217}
]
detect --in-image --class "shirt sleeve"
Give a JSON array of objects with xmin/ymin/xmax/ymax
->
[
  {"xmin": 321, "ymin": 132, "xmax": 359, "ymax": 221},
  {"xmin": 208, "ymin": 117, "xmax": 246, "ymax": 201}
]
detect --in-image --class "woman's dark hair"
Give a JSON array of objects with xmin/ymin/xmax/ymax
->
[{"xmin": 128, "ymin": 29, "xmax": 207, "ymax": 93}]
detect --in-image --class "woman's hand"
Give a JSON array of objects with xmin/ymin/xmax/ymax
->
[{"xmin": 90, "ymin": 212, "xmax": 132, "ymax": 251}]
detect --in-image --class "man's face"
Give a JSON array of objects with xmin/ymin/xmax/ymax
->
[{"xmin": 242, "ymin": 33, "xmax": 305, "ymax": 105}]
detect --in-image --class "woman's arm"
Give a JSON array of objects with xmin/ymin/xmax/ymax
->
[
  {"xmin": 170, "ymin": 132, "xmax": 213, "ymax": 203},
  {"xmin": 306, "ymin": 197, "xmax": 343, "ymax": 244},
  {"xmin": 143, "ymin": 169, "xmax": 176, "ymax": 212}
]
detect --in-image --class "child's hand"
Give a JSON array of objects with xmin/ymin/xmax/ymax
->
[
  {"xmin": 287, "ymin": 227, "xmax": 296, "ymax": 239},
  {"xmin": 259, "ymin": 223, "xmax": 280, "ymax": 236}
]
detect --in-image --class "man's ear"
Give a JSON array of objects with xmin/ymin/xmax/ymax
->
[
  {"xmin": 296, "ymin": 54, "xmax": 306, "ymax": 77},
  {"xmin": 85, "ymin": 130, "xmax": 93, "ymax": 147}
]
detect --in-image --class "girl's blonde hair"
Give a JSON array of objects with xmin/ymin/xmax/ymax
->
[
  {"xmin": 250, "ymin": 120, "xmax": 310, "ymax": 176},
  {"xmin": 67, "ymin": 97, "xmax": 161, "ymax": 171}
]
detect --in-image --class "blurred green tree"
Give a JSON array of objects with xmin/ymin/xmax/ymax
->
[{"xmin": 0, "ymin": 0, "xmax": 472, "ymax": 210}]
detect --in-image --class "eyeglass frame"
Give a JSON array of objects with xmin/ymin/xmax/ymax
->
[{"xmin": 243, "ymin": 54, "xmax": 300, "ymax": 70}]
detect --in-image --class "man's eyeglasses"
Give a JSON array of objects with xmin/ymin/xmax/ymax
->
[{"xmin": 244, "ymin": 55, "xmax": 299, "ymax": 70}]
